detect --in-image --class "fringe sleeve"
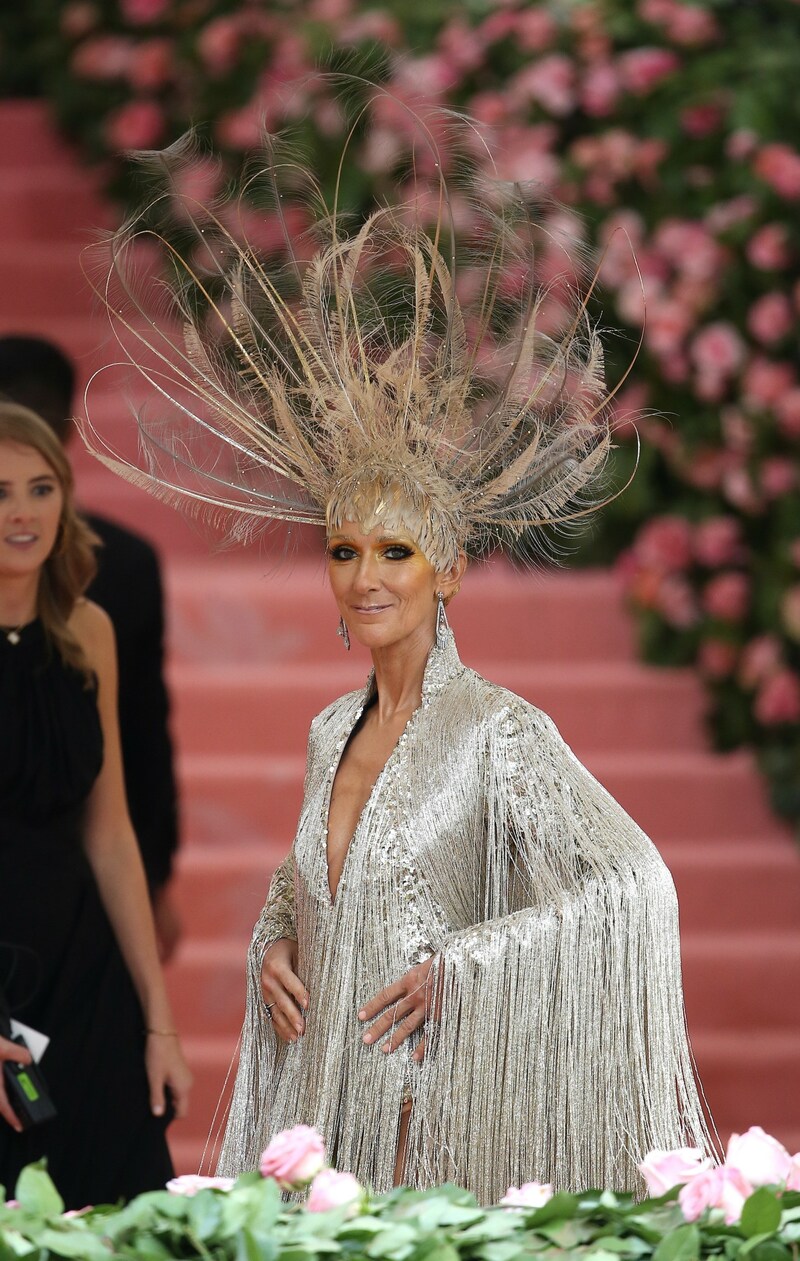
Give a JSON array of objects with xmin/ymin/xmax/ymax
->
[
  {"xmin": 407, "ymin": 698, "xmax": 713, "ymax": 1201},
  {"xmin": 216, "ymin": 713, "xmax": 319, "ymax": 1175}
]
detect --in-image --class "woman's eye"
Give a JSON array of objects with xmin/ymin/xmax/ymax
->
[
  {"xmin": 32, "ymin": 484, "xmax": 55, "ymax": 497},
  {"xmin": 329, "ymin": 545, "xmax": 357, "ymax": 561},
  {"xmin": 384, "ymin": 545, "xmax": 413, "ymax": 560}
]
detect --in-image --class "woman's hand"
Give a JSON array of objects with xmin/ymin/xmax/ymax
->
[
  {"xmin": 0, "ymin": 1034, "xmax": 32, "ymax": 1132},
  {"xmin": 358, "ymin": 956, "xmax": 440, "ymax": 1062},
  {"xmin": 144, "ymin": 1032, "xmax": 192, "ymax": 1120},
  {"xmin": 261, "ymin": 938, "xmax": 309, "ymax": 1044}
]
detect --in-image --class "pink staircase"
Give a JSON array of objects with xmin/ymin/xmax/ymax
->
[{"xmin": 3, "ymin": 102, "xmax": 800, "ymax": 1176}]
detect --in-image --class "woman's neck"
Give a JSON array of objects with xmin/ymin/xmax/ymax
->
[
  {"xmin": 369, "ymin": 625, "xmax": 435, "ymax": 722},
  {"xmin": 0, "ymin": 574, "xmax": 39, "ymax": 628}
]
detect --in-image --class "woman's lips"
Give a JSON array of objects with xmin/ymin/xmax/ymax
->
[
  {"xmin": 4, "ymin": 533, "xmax": 39, "ymax": 548},
  {"xmin": 351, "ymin": 604, "xmax": 392, "ymax": 615}
]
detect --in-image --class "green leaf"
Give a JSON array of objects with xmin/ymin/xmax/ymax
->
[
  {"xmin": 740, "ymin": 1190, "xmax": 783, "ymax": 1240},
  {"xmin": 236, "ymin": 1227, "xmax": 270, "ymax": 1261},
  {"xmin": 188, "ymin": 1188, "xmax": 225, "ymax": 1241},
  {"xmin": 365, "ymin": 1223, "xmax": 419, "ymax": 1258},
  {"xmin": 14, "ymin": 1165, "xmax": 64, "ymax": 1219},
  {"xmin": 37, "ymin": 1227, "xmax": 113, "ymax": 1259},
  {"xmin": 651, "ymin": 1223, "xmax": 701, "ymax": 1261}
]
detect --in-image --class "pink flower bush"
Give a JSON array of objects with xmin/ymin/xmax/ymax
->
[
  {"xmin": 678, "ymin": 1166, "xmax": 752, "ymax": 1225},
  {"xmin": 747, "ymin": 293, "xmax": 795, "ymax": 344},
  {"xmin": 306, "ymin": 1169, "xmax": 363, "ymax": 1213},
  {"xmin": 755, "ymin": 670, "xmax": 800, "ymax": 725},
  {"xmin": 500, "ymin": 1181, "xmax": 554, "ymax": 1209},
  {"xmin": 619, "ymin": 47, "xmax": 680, "ymax": 95},
  {"xmin": 259, "ymin": 1125, "xmax": 326, "ymax": 1190},
  {"xmin": 703, "ymin": 572, "xmax": 750, "ymax": 622},
  {"xmin": 640, "ymin": 1128, "xmax": 800, "ymax": 1226},
  {"xmin": 105, "ymin": 99, "xmax": 164, "ymax": 150},
  {"xmin": 639, "ymin": 1148, "xmax": 712, "ymax": 1196},
  {"xmin": 754, "ymin": 143, "xmax": 800, "ymax": 199},
  {"xmin": 726, "ymin": 1126, "xmax": 793, "ymax": 1185}
]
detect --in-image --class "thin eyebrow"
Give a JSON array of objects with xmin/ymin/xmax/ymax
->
[{"xmin": 0, "ymin": 475, "xmax": 57, "ymax": 486}]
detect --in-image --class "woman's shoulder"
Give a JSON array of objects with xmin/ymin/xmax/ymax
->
[
  {"xmin": 459, "ymin": 664, "xmax": 560, "ymax": 738},
  {"xmin": 68, "ymin": 598, "xmax": 116, "ymax": 669},
  {"xmin": 310, "ymin": 682, "xmax": 370, "ymax": 736}
]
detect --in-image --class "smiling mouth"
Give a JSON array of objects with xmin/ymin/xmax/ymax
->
[
  {"xmin": 352, "ymin": 604, "xmax": 392, "ymax": 614},
  {"xmin": 5, "ymin": 534, "xmax": 38, "ymax": 545}
]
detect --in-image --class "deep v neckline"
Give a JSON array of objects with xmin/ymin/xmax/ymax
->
[
  {"xmin": 323, "ymin": 693, "xmax": 420, "ymax": 907},
  {"xmin": 319, "ymin": 631, "xmax": 465, "ymax": 908}
]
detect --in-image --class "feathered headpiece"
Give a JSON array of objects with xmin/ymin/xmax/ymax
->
[{"xmin": 83, "ymin": 94, "xmax": 625, "ymax": 571}]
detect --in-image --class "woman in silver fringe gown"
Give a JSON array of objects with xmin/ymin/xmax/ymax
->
[{"xmin": 83, "ymin": 113, "xmax": 713, "ymax": 1200}]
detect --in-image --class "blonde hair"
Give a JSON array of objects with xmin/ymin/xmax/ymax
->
[{"xmin": 0, "ymin": 402, "xmax": 99, "ymax": 679}]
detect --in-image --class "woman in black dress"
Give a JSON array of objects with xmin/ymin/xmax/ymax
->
[{"xmin": 0, "ymin": 402, "xmax": 192, "ymax": 1208}]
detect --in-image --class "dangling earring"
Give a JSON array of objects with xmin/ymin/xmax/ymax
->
[
  {"xmin": 435, "ymin": 592, "xmax": 449, "ymax": 649},
  {"xmin": 337, "ymin": 616, "xmax": 351, "ymax": 651}
]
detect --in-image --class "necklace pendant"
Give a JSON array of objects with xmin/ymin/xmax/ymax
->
[{"xmin": 7, "ymin": 629, "xmax": 21, "ymax": 645}]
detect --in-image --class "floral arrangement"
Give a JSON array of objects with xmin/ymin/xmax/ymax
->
[
  {"xmin": 1, "ymin": 0, "xmax": 799, "ymax": 829},
  {"xmin": 3, "ymin": 1123, "xmax": 800, "ymax": 1261}
]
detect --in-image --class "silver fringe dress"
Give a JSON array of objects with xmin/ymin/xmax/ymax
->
[{"xmin": 218, "ymin": 632, "xmax": 711, "ymax": 1200}]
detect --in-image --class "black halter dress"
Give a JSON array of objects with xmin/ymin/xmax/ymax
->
[{"xmin": 0, "ymin": 620, "xmax": 173, "ymax": 1208}]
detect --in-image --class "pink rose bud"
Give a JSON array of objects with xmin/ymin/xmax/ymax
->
[
  {"xmin": 166, "ymin": 1174, "xmax": 235, "ymax": 1195},
  {"xmin": 306, "ymin": 1168, "xmax": 363, "ymax": 1213},
  {"xmin": 679, "ymin": 1166, "xmax": 752, "ymax": 1225},
  {"xmin": 259, "ymin": 1125, "xmax": 326, "ymax": 1189},
  {"xmin": 638, "ymin": 1147, "xmax": 712, "ymax": 1197},
  {"xmin": 500, "ymin": 1181, "xmax": 554, "ymax": 1208},
  {"xmin": 726, "ymin": 1127, "xmax": 793, "ymax": 1186}
]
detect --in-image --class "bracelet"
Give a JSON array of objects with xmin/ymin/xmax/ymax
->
[{"xmin": 145, "ymin": 1028, "xmax": 178, "ymax": 1037}]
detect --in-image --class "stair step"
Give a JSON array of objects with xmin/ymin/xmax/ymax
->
[
  {"xmin": 0, "ymin": 169, "xmax": 114, "ymax": 240},
  {"xmin": 170, "ymin": 661, "xmax": 706, "ymax": 755},
  {"xmin": 176, "ymin": 748, "xmax": 781, "ymax": 848},
  {"xmin": 172, "ymin": 837, "xmax": 800, "ymax": 940},
  {"xmin": 164, "ymin": 561, "xmax": 638, "ymax": 665},
  {"xmin": 0, "ymin": 101, "xmax": 80, "ymax": 169}
]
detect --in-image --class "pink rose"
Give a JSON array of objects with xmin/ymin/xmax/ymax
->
[
  {"xmin": 782, "ymin": 586, "xmax": 800, "ymax": 640},
  {"xmin": 665, "ymin": 5, "xmax": 718, "ymax": 45},
  {"xmin": 120, "ymin": 0, "xmax": 169, "ymax": 23},
  {"xmin": 743, "ymin": 357, "xmax": 796, "ymax": 409},
  {"xmin": 754, "ymin": 143, "xmax": 800, "ymax": 200},
  {"xmin": 747, "ymin": 224, "xmax": 791, "ymax": 271},
  {"xmin": 307, "ymin": 1169, "xmax": 362, "ymax": 1213},
  {"xmin": 60, "ymin": 3, "xmax": 98, "ymax": 38},
  {"xmin": 727, "ymin": 1127, "xmax": 793, "ymax": 1186},
  {"xmin": 647, "ymin": 299, "xmax": 694, "ymax": 356},
  {"xmin": 516, "ymin": 9, "xmax": 557, "ymax": 51},
  {"xmin": 619, "ymin": 47, "xmax": 680, "ymax": 95},
  {"xmin": 216, "ymin": 104, "xmax": 263, "ymax": 152},
  {"xmin": 72, "ymin": 34, "xmax": 132, "ymax": 79},
  {"xmin": 747, "ymin": 293, "xmax": 795, "ymax": 345},
  {"xmin": 639, "ymin": 1148, "xmax": 712, "ymax": 1197},
  {"xmin": 679, "ymin": 1166, "xmax": 752, "ymax": 1225},
  {"xmin": 655, "ymin": 220, "xmax": 724, "ymax": 280},
  {"xmin": 694, "ymin": 517, "xmax": 743, "ymax": 567},
  {"xmin": 655, "ymin": 574, "xmax": 699, "ymax": 628},
  {"xmin": 512, "ymin": 55, "xmax": 577, "ymax": 117},
  {"xmin": 198, "ymin": 17, "xmax": 241, "ymax": 76},
  {"xmin": 105, "ymin": 99, "xmax": 164, "ymax": 150},
  {"xmin": 166, "ymin": 1174, "xmax": 235, "ymax": 1195},
  {"xmin": 681, "ymin": 103, "xmax": 723, "ymax": 138},
  {"xmin": 635, "ymin": 515, "xmax": 693, "ymax": 572},
  {"xmin": 703, "ymin": 572, "xmax": 750, "ymax": 621},
  {"xmin": 775, "ymin": 389, "xmax": 800, "ymax": 440},
  {"xmin": 739, "ymin": 635, "xmax": 783, "ymax": 689},
  {"xmin": 259, "ymin": 1125, "xmax": 326, "ymax": 1189},
  {"xmin": 754, "ymin": 670, "xmax": 800, "ymax": 725},
  {"xmin": 760, "ymin": 457, "xmax": 796, "ymax": 499},
  {"xmin": 705, "ymin": 195, "xmax": 757, "ymax": 233},
  {"xmin": 690, "ymin": 322, "xmax": 745, "ymax": 380},
  {"xmin": 581, "ymin": 61, "xmax": 621, "ymax": 116},
  {"xmin": 699, "ymin": 639, "xmax": 738, "ymax": 679},
  {"xmin": 727, "ymin": 129, "xmax": 759, "ymax": 161},
  {"xmin": 128, "ymin": 38, "xmax": 174, "ymax": 90},
  {"xmin": 500, "ymin": 1181, "xmax": 554, "ymax": 1208}
]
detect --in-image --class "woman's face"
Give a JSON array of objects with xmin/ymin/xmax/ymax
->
[
  {"xmin": 327, "ymin": 519, "xmax": 460, "ymax": 653},
  {"xmin": 0, "ymin": 441, "xmax": 64, "ymax": 582}
]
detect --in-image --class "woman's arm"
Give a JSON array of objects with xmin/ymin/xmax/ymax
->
[{"xmin": 73, "ymin": 600, "xmax": 192, "ymax": 1118}]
